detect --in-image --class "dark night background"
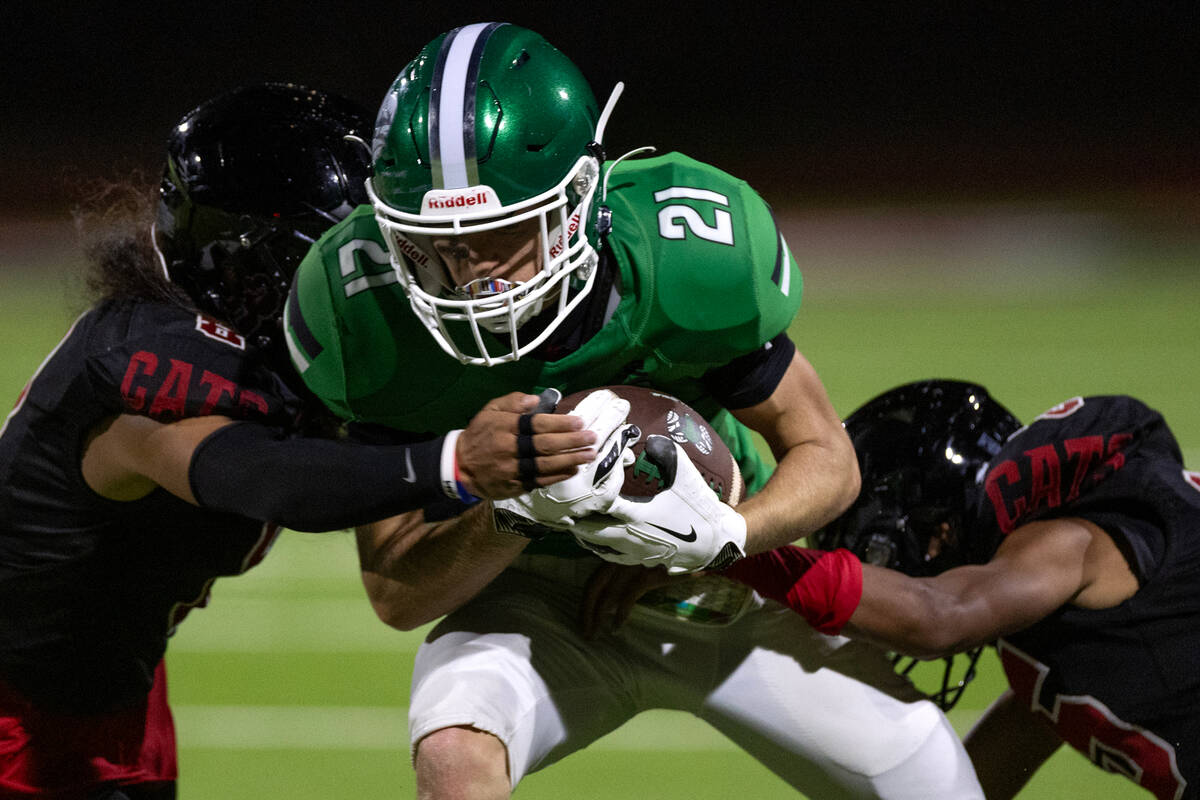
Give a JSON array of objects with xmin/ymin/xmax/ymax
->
[{"xmin": 1, "ymin": 2, "xmax": 1197, "ymax": 217}]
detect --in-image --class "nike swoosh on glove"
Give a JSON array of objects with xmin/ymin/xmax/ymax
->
[{"xmin": 570, "ymin": 435, "xmax": 747, "ymax": 574}]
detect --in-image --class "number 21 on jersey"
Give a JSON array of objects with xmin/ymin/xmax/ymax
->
[{"xmin": 655, "ymin": 187, "xmax": 734, "ymax": 245}]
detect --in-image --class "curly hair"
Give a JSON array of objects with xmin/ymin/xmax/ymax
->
[{"xmin": 72, "ymin": 178, "xmax": 191, "ymax": 309}]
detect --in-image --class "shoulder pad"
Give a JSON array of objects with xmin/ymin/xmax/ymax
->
[
  {"xmin": 1019, "ymin": 395, "xmax": 1180, "ymax": 463},
  {"xmin": 977, "ymin": 394, "xmax": 1180, "ymax": 540},
  {"xmin": 284, "ymin": 210, "xmax": 416, "ymax": 421},
  {"xmin": 605, "ymin": 153, "xmax": 802, "ymax": 364}
]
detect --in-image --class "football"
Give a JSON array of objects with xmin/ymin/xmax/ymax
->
[{"xmin": 556, "ymin": 385, "xmax": 744, "ymax": 506}]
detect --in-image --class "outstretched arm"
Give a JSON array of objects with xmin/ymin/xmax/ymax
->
[
  {"xmin": 846, "ymin": 517, "xmax": 1137, "ymax": 655},
  {"xmin": 725, "ymin": 517, "xmax": 1138, "ymax": 649},
  {"xmin": 81, "ymin": 391, "xmax": 598, "ymax": 531}
]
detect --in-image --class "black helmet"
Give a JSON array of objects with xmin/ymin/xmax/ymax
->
[
  {"xmin": 814, "ymin": 379, "xmax": 1022, "ymax": 575},
  {"xmin": 154, "ymin": 82, "xmax": 371, "ymax": 351},
  {"xmin": 812, "ymin": 379, "xmax": 1022, "ymax": 711}
]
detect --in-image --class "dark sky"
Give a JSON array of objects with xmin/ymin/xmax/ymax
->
[{"xmin": 3, "ymin": 2, "xmax": 1197, "ymax": 214}]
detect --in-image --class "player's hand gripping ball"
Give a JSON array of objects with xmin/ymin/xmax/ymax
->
[
  {"xmin": 492, "ymin": 386, "xmax": 747, "ymax": 573},
  {"xmin": 492, "ymin": 388, "xmax": 636, "ymax": 537},
  {"xmin": 556, "ymin": 386, "xmax": 747, "ymax": 573},
  {"xmin": 554, "ymin": 385, "xmax": 744, "ymax": 506}
]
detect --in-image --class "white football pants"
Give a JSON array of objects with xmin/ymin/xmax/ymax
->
[{"xmin": 408, "ymin": 554, "xmax": 983, "ymax": 799}]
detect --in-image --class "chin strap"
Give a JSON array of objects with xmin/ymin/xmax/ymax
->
[{"xmin": 588, "ymin": 81, "xmax": 658, "ymax": 240}]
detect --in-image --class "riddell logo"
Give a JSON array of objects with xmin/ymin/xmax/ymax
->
[
  {"xmin": 421, "ymin": 188, "xmax": 499, "ymax": 214},
  {"xmin": 395, "ymin": 236, "xmax": 430, "ymax": 268},
  {"xmin": 428, "ymin": 191, "xmax": 488, "ymax": 209},
  {"xmin": 548, "ymin": 209, "xmax": 582, "ymax": 259}
]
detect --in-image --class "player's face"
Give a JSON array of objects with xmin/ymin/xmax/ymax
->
[
  {"xmin": 432, "ymin": 217, "xmax": 542, "ymax": 289},
  {"xmin": 924, "ymin": 520, "xmax": 958, "ymax": 560}
]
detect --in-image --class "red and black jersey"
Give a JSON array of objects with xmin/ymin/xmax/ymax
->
[
  {"xmin": 0, "ymin": 299, "xmax": 301, "ymax": 714},
  {"xmin": 971, "ymin": 395, "xmax": 1199, "ymax": 800}
]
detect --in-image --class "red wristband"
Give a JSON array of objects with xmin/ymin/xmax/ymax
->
[
  {"xmin": 439, "ymin": 430, "xmax": 479, "ymax": 505},
  {"xmin": 725, "ymin": 546, "xmax": 863, "ymax": 635},
  {"xmin": 784, "ymin": 548, "xmax": 863, "ymax": 635}
]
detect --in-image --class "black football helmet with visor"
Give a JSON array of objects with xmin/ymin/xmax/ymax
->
[{"xmin": 154, "ymin": 83, "xmax": 371, "ymax": 357}]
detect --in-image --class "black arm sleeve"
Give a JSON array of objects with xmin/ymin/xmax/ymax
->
[{"xmin": 188, "ymin": 422, "xmax": 445, "ymax": 532}]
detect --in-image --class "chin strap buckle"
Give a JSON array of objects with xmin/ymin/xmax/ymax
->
[{"xmin": 595, "ymin": 205, "xmax": 613, "ymax": 239}]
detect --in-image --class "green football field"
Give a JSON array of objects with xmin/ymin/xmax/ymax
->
[{"xmin": 1, "ymin": 209, "xmax": 1196, "ymax": 798}]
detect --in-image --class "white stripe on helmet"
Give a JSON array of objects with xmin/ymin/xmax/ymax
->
[{"xmin": 433, "ymin": 22, "xmax": 503, "ymax": 189}]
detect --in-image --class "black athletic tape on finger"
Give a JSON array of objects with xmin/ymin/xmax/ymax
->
[
  {"xmin": 515, "ymin": 388, "xmax": 559, "ymax": 471},
  {"xmin": 518, "ymin": 388, "xmax": 560, "ymax": 439},
  {"xmin": 518, "ymin": 434, "xmax": 539, "ymax": 459},
  {"xmin": 518, "ymin": 413, "xmax": 536, "ymax": 437},
  {"xmin": 518, "ymin": 456, "xmax": 538, "ymax": 490}
]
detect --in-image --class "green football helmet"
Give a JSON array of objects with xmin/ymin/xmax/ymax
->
[{"xmin": 369, "ymin": 22, "xmax": 618, "ymax": 365}]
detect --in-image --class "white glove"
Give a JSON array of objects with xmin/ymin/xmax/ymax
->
[
  {"xmin": 570, "ymin": 435, "xmax": 747, "ymax": 574},
  {"xmin": 492, "ymin": 389, "xmax": 639, "ymax": 537}
]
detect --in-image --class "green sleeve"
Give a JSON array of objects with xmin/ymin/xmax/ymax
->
[
  {"xmin": 604, "ymin": 152, "xmax": 803, "ymax": 369},
  {"xmin": 595, "ymin": 153, "xmax": 804, "ymax": 495},
  {"xmin": 284, "ymin": 206, "xmax": 407, "ymax": 422},
  {"xmin": 284, "ymin": 233, "xmax": 350, "ymax": 419}
]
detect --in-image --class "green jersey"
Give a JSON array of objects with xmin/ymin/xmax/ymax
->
[{"xmin": 287, "ymin": 151, "xmax": 802, "ymax": 504}]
